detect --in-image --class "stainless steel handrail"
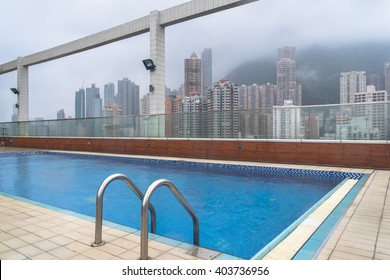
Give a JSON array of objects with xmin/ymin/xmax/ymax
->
[
  {"xmin": 91, "ymin": 173, "xmax": 157, "ymax": 247},
  {"xmin": 140, "ymin": 179, "xmax": 199, "ymax": 260}
]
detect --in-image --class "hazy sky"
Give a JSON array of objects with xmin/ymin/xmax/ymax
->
[{"xmin": 1, "ymin": 0, "xmax": 390, "ymax": 121}]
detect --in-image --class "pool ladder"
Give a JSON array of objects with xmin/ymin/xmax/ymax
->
[{"xmin": 91, "ymin": 174, "xmax": 199, "ymax": 260}]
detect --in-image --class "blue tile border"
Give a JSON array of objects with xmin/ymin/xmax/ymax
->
[{"xmin": 0, "ymin": 150, "xmax": 366, "ymax": 181}]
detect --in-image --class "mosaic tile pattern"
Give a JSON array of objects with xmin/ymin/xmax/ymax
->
[{"xmin": 0, "ymin": 151, "xmax": 365, "ymax": 180}]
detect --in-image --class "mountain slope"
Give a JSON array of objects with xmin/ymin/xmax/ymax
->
[{"xmin": 227, "ymin": 42, "xmax": 390, "ymax": 105}]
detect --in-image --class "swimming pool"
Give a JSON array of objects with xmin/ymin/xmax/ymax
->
[{"xmin": 0, "ymin": 151, "xmax": 365, "ymax": 259}]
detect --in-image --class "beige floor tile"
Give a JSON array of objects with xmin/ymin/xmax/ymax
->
[
  {"xmin": 18, "ymin": 233, "xmax": 43, "ymax": 244},
  {"xmin": 31, "ymin": 252, "xmax": 60, "ymax": 260},
  {"xmin": 48, "ymin": 235, "xmax": 73, "ymax": 246},
  {"xmin": 48, "ymin": 247, "xmax": 79, "ymax": 260},
  {"xmin": 131, "ymin": 245, "xmax": 165, "ymax": 259},
  {"xmin": 0, "ymin": 222, "xmax": 16, "ymax": 232},
  {"xmin": 374, "ymin": 252, "xmax": 390, "ymax": 260},
  {"xmin": 64, "ymin": 241, "xmax": 92, "ymax": 254},
  {"xmin": 62, "ymin": 230, "xmax": 90, "ymax": 242},
  {"xmin": 117, "ymin": 249, "xmax": 140, "ymax": 260},
  {"xmin": 82, "ymin": 247, "xmax": 117, "ymax": 260},
  {"xmin": 68, "ymin": 254, "xmax": 93, "ymax": 260},
  {"xmin": 0, "ymin": 243, "xmax": 12, "ymax": 254},
  {"xmin": 330, "ymin": 250, "xmax": 372, "ymax": 260},
  {"xmin": 95, "ymin": 242, "xmax": 128, "ymax": 256},
  {"xmin": 334, "ymin": 245, "xmax": 374, "ymax": 258},
  {"xmin": 34, "ymin": 229, "xmax": 60, "ymax": 239},
  {"xmin": 2, "ymin": 237, "xmax": 29, "ymax": 249},
  {"xmin": 149, "ymin": 240, "xmax": 175, "ymax": 252},
  {"xmin": 0, "ymin": 232, "xmax": 18, "ymax": 243},
  {"xmin": 0, "ymin": 249, "xmax": 28, "ymax": 260},
  {"xmin": 7, "ymin": 227, "xmax": 30, "ymax": 237},
  {"xmin": 155, "ymin": 252, "xmax": 186, "ymax": 260},
  {"xmin": 15, "ymin": 244, "xmax": 44, "ymax": 258},
  {"xmin": 34, "ymin": 239, "xmax": 61, "ymax": 251},
  {"xmin": 110, "ymin": 238, "xmax": 139, "ymax": 250}
]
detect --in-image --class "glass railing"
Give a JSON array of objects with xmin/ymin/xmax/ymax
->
[{"xmin": 1, "ymin": 102, "xmax": 390, "ymax": 141}]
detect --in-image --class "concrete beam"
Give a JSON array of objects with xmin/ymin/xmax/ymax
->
[
  {"xmin": 0, "ymin": 16, "xmax": 150, "ymax": 74},
  {"xmin": 0, "ymin": 0, "xmax": 259, "ymax": 73},
  {"xmin": 159, "ymin": 0, "xmax": 259, "ymax": 27},
  {"xmin": 23, "ymin": 16, "xmax": 151, "ymax": 68},
  {"xmin": 0, "ymin": 59, "xmax": 18, "ymax": 75}
]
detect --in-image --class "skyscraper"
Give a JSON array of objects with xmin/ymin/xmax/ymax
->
[
  {"xmin": 57, "ymin": 109, "xmax": 65, "ymax": 119},
  {"xmin": 184, "ymin": 52, "xmax": 202, "ymax": 96},
  {"xmin": 86, "ymin": 83, "xmax": 101, "ymax": 118},
  {"xmin": 340, "ymin": 71, "xmax": 366, "ymax": 104},
  {"xmin": 75, "ymin": 88, "xmax": 85, "ymax": 119},
  {"xmin": 276, "ymin": 47, "xmax": 301, "ymax": 106},
  {"xmin": 179, "ymin": 95, "xmax": 203, "ymax": 138},
  {"xmin": 201, "ymin": 48, "xmax": 212, "ymax": 97},
  {"xmin": 385, "ymin": 62, "xmax": 390, "ymax": 97},
  {"xmin": 104, "ymin": 82, "xmax": 115, "ymax": 106},
  {"xmin": 117, "ymin": 78, "xmax": 140, "ymax": 116}
]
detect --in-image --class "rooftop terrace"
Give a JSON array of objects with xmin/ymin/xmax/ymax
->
[{"xmin": 0, "ymin": 147, "xmax": 389, "ymax": 260}]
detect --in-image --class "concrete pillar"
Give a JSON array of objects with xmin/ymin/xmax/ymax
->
[
  {"xmin": 148, "ymin": 10, "xmax": 165, "ymax": 137},
  {"xmin": 16, "ymin": 57, "xmax": 29, "ymax": 122}
]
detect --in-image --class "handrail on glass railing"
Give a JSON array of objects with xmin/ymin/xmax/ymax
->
[{"xmin": 1, "ymin": 102, "xmax": 390, "ymax": 141}]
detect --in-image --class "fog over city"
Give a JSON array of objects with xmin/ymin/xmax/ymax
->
[{"xmin": 1, "ymin": 0, "xmax": 390, "ymax": 121}]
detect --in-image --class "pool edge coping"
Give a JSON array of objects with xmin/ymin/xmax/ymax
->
[{"xmin": 251, "ymin": 174, "xmax": 370, "ymax": 260}]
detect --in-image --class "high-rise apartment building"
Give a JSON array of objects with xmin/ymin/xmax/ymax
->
[
  {"xmin": 75, "ymin": 88, "xmax": 85, "ymax": 118},
  {"xmin": 201, "ymin": 48, "xmax": 212, "ymax": 97},
  {"xmin": 57, "ymin": 109, "xmax": 65, "ymax": 119},
  {"xmin": 86, "ymin": 84, "xmax": 101, "ymax": 118},
  {"xmin": 340, "ymin": 71, "xmax": 366, "ymax": 104},
  {"xmin": 117, "ymin": 78, "xmax": 140, "ymax": 116},
  {"xmin": 205, "ymin": 78, "xmax": 239, "ymax": 138},
  {"xmin": 92, "ymin": 98, "xmax": 102, "ymax": 118},
  {"xmin": 239, "ymin": 83, "xmax": 277, "ymax": 110},
  {"xmin": 273, "ymin": 101, "xmax": 300, "ymax": 139},
  {"xmin": 368, "ymin": 73, "xmax": 384, "ymax": 91},
  {"xmin": 179, "ymin": 95, "xmax": 203, "ymax": 138},
  {"xmin": 238, "ymin": 84, "xmax": 275, "ymax": 138},
  {"xmin": 276, "ymin": 47, "xmax": 301, "ymax": 106},
  {"xmin": 385, "ymin": 63, "xmax": 390, "ymax": 97},
  {"xmin": 337, "ymin": 85, "xmax": 387, "ymax": 140},
  {"xmin": 104, "ymin": 82, "xmax": 115, "ymax": 106},
  {"xmin": 184, "ymin": 52, "xmax": 202, "ymax": 96},
  {"xmin": 239, "ymin": 84, "xmax": 260, "ymax": 110},
  {"xmin": 141, "ymin": 93, "xmax": 151, "ymax": 115}
]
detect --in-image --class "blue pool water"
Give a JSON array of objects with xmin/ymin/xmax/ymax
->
[{"xmin": 0, "ymin": 152, "xmax": 362, "ymax": 259}]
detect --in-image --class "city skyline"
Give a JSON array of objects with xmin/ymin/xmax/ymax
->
[
  {"xmin": 2, "ymin": 0, "xmax": 390, "ymax": 121},
  {"xmin": 12, "ymin": 40, "xmax": 390, "ymax": 120}
]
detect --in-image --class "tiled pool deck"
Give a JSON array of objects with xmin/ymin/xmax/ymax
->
[{"xmin": 0, "ymin": 147, "xmax": 389, "ymax": 260}]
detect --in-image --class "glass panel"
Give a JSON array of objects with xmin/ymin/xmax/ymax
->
[{"xmin": 1, "ymin": 102, "xmax": 389, "ymax": 141}]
